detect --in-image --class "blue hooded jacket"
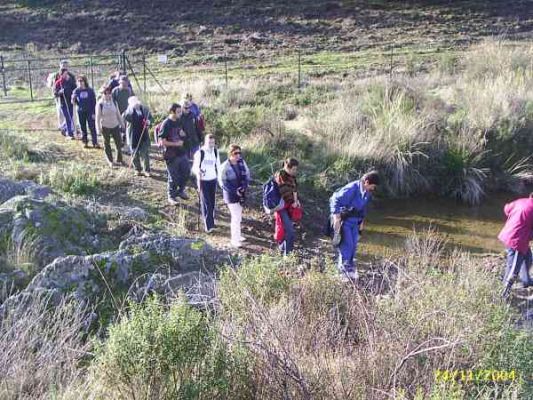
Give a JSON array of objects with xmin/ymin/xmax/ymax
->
[{"xmin": 329, "ymin": 180, "xmax": 372, "ymax": 223}]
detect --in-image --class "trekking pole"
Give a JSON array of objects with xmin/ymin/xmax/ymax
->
[
  {"xmin": 196, "ymin": 180, "xmax": 202, "ymax": 231},
  {"xmin": 60, "ymin": 86, "xmax": 75, "ymax": 137},
  {"xmin": 128, "ymin": 117, "xmax": 149, "ymax": 170}
]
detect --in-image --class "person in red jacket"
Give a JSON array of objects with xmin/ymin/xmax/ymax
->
[
  {"xmin": 498, "ymin": 194, "xmax": 533, "ymax": 296},
  {"xmin": 53, "ymin": 68, "xmax": 77, "ymax": 139}
]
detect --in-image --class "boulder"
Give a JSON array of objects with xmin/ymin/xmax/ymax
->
[{"xmin": 0, "ymin": 178, "xmax": 51, "ymax": 205}]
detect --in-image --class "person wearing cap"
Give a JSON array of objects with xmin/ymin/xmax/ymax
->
[
  {"xmin": 48, "ymin": 60, "xmax": 75, "ymax": 134},
  {"xmin": 180, "ymin": 99, "xmax": 203, "ymax": 160},
  {"xmin": 72, "ymin": 75, "xmax": 98, "ymax": 148},
  {"xmin": 329, "ymin": 171, "xmax": 380, "ymax": 282},
  {"xmin": 112, "ymin": 76, "xmax": 134, "ymax": 115},
  {"xmin": 122, "ymin": 96, "xmax": 152, "ymax": 176},
  {"xmin": 107, "ymin": 70, "xmax": 132, "ymax": 92},
  {"xmin": 53, "ymin": 68, "xmax": 77, "ymax": 140},
  {"xmin": 96, "ymin": 86, "xmax": 124, "ymax": 167}
]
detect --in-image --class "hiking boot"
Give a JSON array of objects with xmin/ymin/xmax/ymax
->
[
  {"xmin": 134, "ymin": 170, "xmax": 142, "ymax": 176},
  {"xmin": 93, "ymin": 143, "xmax": 101, "ymax": 149},
  {"xmin": 177, "ymin": 191, "xmax": 189, "ymax": 200},
  {"xmin": 142, "ymin": 171, "xmax": 151, "ymax": 178},
  {"xmin": 83, "ymin": 142, "xmax": 89, "ymax": 148},
  {"xmin": 168, "ymin": 197, "xmax": 179, "ymax": 206},
  {"xmin": 239, "ymin": 236, "xmax": 247, "ymax": 242},
  {"xmin": 341, "ymin": 270, "xmax": 359, "ymax": 283},
  {"xmin": 66, "ymin": 136, "xmax": 75, "ymax": 141},
  {"xmin": 231, "ymin": 241, "xmax": 242, "ymax": 248}
]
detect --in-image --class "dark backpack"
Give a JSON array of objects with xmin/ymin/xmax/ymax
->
[
  {"xmin": 262, "ymin": 177, "xmax": 284, "ymax": 214},
  {"xmin": 200, "ymin": 148, "xmax": 218, "ymax": 176}
]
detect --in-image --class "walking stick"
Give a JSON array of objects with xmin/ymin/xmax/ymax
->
[{"xmin": 128, "ymin": 115, "xmax": 149, "ymax": 170}]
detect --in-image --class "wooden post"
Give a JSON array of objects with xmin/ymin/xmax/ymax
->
[
  {"xmin": 0, "ymin": 55, "xmax": 7, "ymax": 96},
  {"xmin": 298, "ymin": 49, "xmax": 302, "ymax": 89},
  {"xmin": 224, "ymin": 53, "xmax": 228, "ymax": 86},
  {"xmin": 27, "ymin": 59, "xmax": 33, "ymax": 101},
  {"xmin": 143, "ymin": 51, "xmax": 147, "ymax": 94},
  {"xmin": 89, "ymin": 55, "xmax": 94, "ymax": 88}
]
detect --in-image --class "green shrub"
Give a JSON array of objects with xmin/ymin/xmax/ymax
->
[
  {"xmin": 0, "ymin": 132, "xmax": 42, "ymax": 162},
  {"xmin": 39, "ymin": 163, "xmax": 100, "ymax": 195},
  {"xmin": 94, "ymin": 296, "xmax": 251, "ymax": 400}
]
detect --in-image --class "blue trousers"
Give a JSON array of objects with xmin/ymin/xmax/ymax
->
[
  {"xmin": 78, "ymin": 110, "xmax": 97, "ymax": 145},
  {"xmin": 60, "ymin": 102, "xmax": 74, "ymax": 137},
  {"xmin": 279, "ymin": 208, "xmax": 295, "ymax": 256},
  {"xmin": 166, "ymin": 155, "xmax": 190, "ymax": 199},
  {"xmin": 199, "ymin": 179, "xmax": 217, "ymax": 231},
  {"xmin": 505, "ymin": 248, "xmax": 533, "ymax": 286},
  {"xmin": 337, "ymin": 219, "xmax": 359, "ymax": 273}
]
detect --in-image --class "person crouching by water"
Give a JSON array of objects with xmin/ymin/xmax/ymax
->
[
  {"xmin": 218, "ymin": 144, "xmax": 250, "ymax": 248},
  {"xmin": 123, "ymin": 96, "xmax": 152, "ymax": 177},
  {"xmin": 329, "ymin": 171, "xmax": 380, "ymax": 282},
  {"xmin": 192, "ymin": 134, "xmax": 221, "ymax": 233},
  {"xmin": 498, "ymin": 194, "xmax": 533, "ymax": 298}
]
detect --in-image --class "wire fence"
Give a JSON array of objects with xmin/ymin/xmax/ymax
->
[{"xmin": 0, "ymin": 45, "xmax": 456, "ymax": 104}]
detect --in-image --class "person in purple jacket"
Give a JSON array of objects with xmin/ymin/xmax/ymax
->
[
  {"xmin": 72, "ymin": 75, "xmax": 98, "ymax": 148},
  {"xmin": 329, "ymin": 171, "xmax": 380, "ymax": 282},
  {"xmin": 498, "ymin": 194, "xmax": 533, "ymax": 297}
]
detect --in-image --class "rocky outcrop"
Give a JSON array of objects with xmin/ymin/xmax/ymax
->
[
  {"xmin": 0, "ymin": 178, "xmax": 51, "ymax": 204},
  {"xmin": 0, "ymin": 195, "xmax": 110, "ymax": 269}
]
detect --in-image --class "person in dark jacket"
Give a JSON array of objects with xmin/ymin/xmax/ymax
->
[
  {"xmin": 48, "ymin": 60, "xmax": 75, "ymax": 134},
  {"xmin": 180, "ymin": 100, "xmax": 203, "ymax": 159},
  {"xmin": 123, "ymin": 96, "xmax": 152, "ymax": 177},
  {"xmin": 159, "ymin": 103, "xmax": 191, "ymax": 204},
  {"xmin": 274, "ymin": 158, "xmax": 301, "ymax": 256},
  {"xmin": 54, "ymin": 68, "xmax": 77, "ymax": 139},
  {"xmin": 329, "ymin": 171, "xmax": 380, "ymax": 282},
  {"xmin": 218, "ymin": 144, "xmax": 251, "ymax": 248},
  {"xmin": 72, "ymin": 75, "xmax": 98, "ymax": 148}
]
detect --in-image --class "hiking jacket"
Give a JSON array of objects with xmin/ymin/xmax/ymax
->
[
  {"xmin": 123, "ymin": 106, "xmax": 151, "ymax": 149},
  {"xmin": 218, "ymin": 159, "xmax": 251, "ymax": 204},
  {"xmin": 192, "ymin": 146, "xmax": 221, "ymax": 182},
  {"xmin": 54, "ymin": 76, "xmax": 77, "ymax": 105},
  {"xmin": 180, "ymin": 112, "xmax": 202, "ymax": 148},
  {"xmin": 498, "ymin": 197, "xmax": 533, "ymax": 254},
  {"xmin": 329, "ymin": 180, "xmax": 371, "ymax": 223},
  {"xmin": 275, "ymin": 169, "xmax": 297, "ymax": 205}
]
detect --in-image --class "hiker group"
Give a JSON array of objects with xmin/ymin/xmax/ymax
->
[{"xmin": 48, "ymin": 60, "xmax": 533, "ymax": 289}]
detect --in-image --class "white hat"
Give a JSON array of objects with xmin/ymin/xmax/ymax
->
[{"xmin": 128, "ymin": 96, "xmax": 141, "ymax": 107}]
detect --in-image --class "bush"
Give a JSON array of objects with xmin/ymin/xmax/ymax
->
[
  {"xmin": 93, "ymin": 296, "xmax": 251, "ymax": 400},
  {"xmin": 39, "ymin": 163, "xmax": 101, "ymax": 195}
]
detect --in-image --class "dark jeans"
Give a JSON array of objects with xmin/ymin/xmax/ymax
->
[
  {"xmin": 78, "ymin": 110, "xmax": 97, "ymax": 145},
  {"xmin": 102, "ymin": 126, "xmax": 122, "ymax": 163},
  {"xmin": 166, "ymin": 155, "xmax": 190, "ymax": 199},
  {"xmin": 505, "ymin": 248, "xmax": 533, "ymax": 286},
  {"xmin": 60, "ymin": 102, "xmax": 74, "ymax": 137},
  {"xmin": 199, "ymin": 179, "xmax": 217, "ymax": 231},
  {"xmin": 278, "ymin": 208, "xmax": 295, "ymax": 256},
  {"xmin": 132, "ymin": 140, "xmax": 150, "ymax": 172}
]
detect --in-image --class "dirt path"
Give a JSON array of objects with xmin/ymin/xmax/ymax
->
[{"xmin": 29, "ymin": 125, "xmax": 334, "ymax": 263}]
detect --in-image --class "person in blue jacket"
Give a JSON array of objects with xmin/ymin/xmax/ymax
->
[
  {"xmin": 329, "ymin": 171, "xmax": 380, "ymax": 282},
  {"xmin": 72, "ymin": 75, "xmax": 98, "ymax": 148}
]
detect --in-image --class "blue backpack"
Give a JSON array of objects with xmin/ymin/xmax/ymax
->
[{"xmin": 262, "ymin": 177, "xmax": 284, "ymax": 214}]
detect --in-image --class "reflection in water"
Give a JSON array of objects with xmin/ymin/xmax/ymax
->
[{"xmin": 360, "ymin": 193, "xmax": 516, "ymax": 260}]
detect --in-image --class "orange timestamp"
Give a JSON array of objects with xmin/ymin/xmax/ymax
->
[{"xmin": 434, "ymin": 369, "xmax": 518, "ymax": 383}]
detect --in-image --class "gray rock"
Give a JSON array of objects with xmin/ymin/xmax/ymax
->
[
  {"xmin": 0, "ymin": 178, "xmax": 51, "ymax": 205},
  {"xmin": 0, "ymin": 195, "xmax": 107, "ymax": 269}
]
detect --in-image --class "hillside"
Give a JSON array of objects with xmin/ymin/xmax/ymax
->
[{"xmin": 1, "ymin": 0, "xmax": 532, "ymax": 56}]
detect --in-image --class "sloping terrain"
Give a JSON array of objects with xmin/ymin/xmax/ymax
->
[{"xmin": 0, "ymin": 0, "xmax": 531, "ymax": 56}]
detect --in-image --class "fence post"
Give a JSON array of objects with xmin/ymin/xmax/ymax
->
[
  {"xmin": 143, "ymin": 51, "xmax": 146, "ymax": 94},
  {"xmin": 297, "ymin": 49, "xmax": 301, "ymax": 89},
  {"xmin": 89, "ymin": 55, "xmax": 94, "ymax": 88},
  {"xmin": 27, "ymin": 59, "xmax": 33, "ymax": 101},
  {"xmin": 224, "ymin": 52, "xmax": 228, "ymax": 86},
  {"xmin": 0, "ymin": 55, "xmax": 6, "ymax": 96},
  {"xmin": 121, "ymin": 49, "xmax": 127, "ymax": 73},
  {"xmin": 389, "ymin": 46, "xmax": 394, "ymax": 80}
]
